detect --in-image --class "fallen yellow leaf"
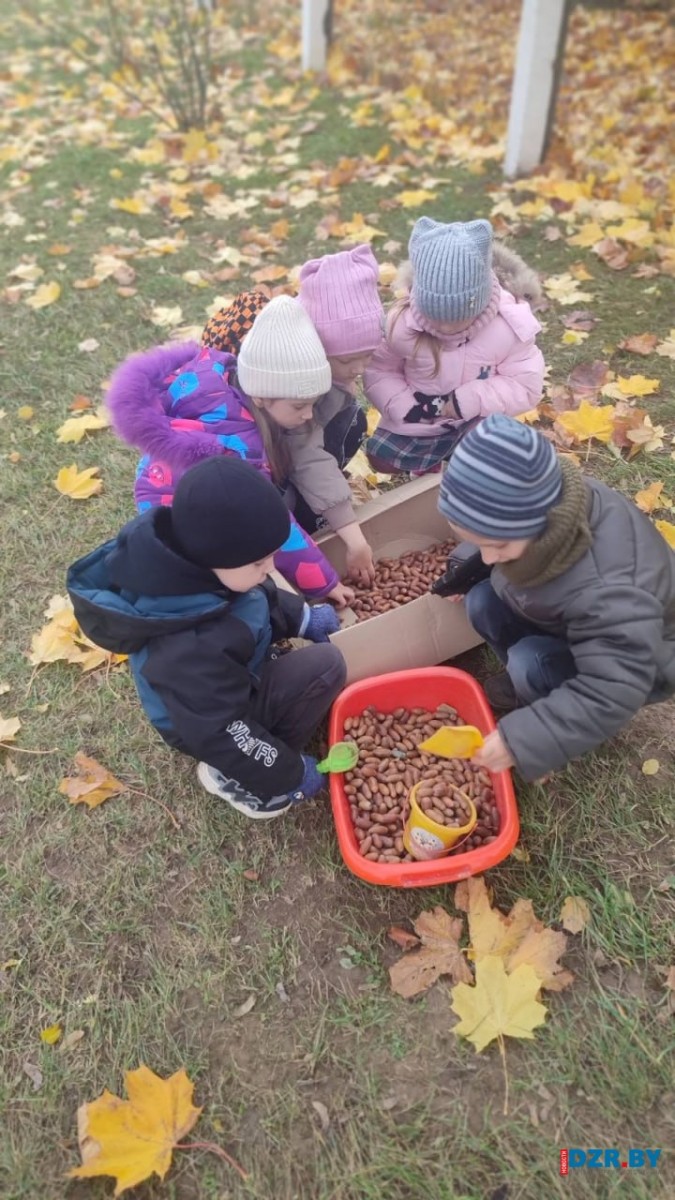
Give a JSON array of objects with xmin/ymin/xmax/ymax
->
[
  {"xmin": 560, "ymin": 896, "xmax": 591, "ymax": 934},
  {"xmin": 616, "ymin": 374, "xmax": 660, "ymax": 398},
  {"xmin": 555, "ymin": 399, "xmax": 616, "ymax": 444},
  {"xmin": 654, "ymin": 519, "xmax": 675, "ymax": 549},
  {"xmin": 59, "ymin": 753, "xmax": 127, "ymax": 809},
  {"xmin": 641, "ymin": 758, "xmax": 660, "ymax": 776},
  {"xmin": 40, "ymin": 1023, "xmax": 62, "ymax": 1045},
  {"xmin": 561, "ymin": 330, "xmax": 589, "ymax": 345},
  {"xmin": 634, "ymin": 481, "xmax": 665, "ymax": 513},
  {"xmin": 455, "ymin": 877, "xmax": 573, "ymax": 991},
  {"xmin": 110, "ymin": 195, "xmax": 152, "ymax": 215},
  {"xmin": 55, "ymin": 465, "xmax": 103, "ymax": 500},
  {"xmin": 0, "ymin": 714, "xmax": 21, "ymax": 742},
  {"xmin": 451, "ymin": 956, "xmax": 547, "ymax": 1052},
  {"xmin": 396, "ymin": 188, "xmax": 438, "ymax": 208},
  {"xmin": 56, "ymin": 409, "xmax": 110, "ymax": 444},
  {"xmin": 68, "ymin": 1066, "xmax": 202, "ymax": 1195},
  {"xmin": 18, "ymin": 406, "xmax": 34, "ymax": 420},
  {"xmin": 25, "ymin": 281, "xmax": 61, "ymax": 309}
]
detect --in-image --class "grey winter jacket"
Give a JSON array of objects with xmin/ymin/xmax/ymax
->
[
  {"xmin": 495, "ymin": 478, "xmax": 675, "ymax": 780},
  {"xmin": 285, "ymin": 384, "xmax": 357, "ymax": 531}
]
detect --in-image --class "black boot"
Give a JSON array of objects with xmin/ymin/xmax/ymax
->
[{"xmin": 484, "ymin": 672, "xmax": 521, "ymax": 713}]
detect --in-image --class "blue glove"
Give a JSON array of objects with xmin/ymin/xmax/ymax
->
[
  {"xmin": 287, "ymin": 755, "xmax": 324, "ymax": 803},
  {"xmin": 304, "ymin": 603, "xmax": 340, "ymax": 644}
]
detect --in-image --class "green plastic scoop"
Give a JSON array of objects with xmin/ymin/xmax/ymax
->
[{"xmin": 317, "ymin": 742, "xmax": 360, "ymax": 774}]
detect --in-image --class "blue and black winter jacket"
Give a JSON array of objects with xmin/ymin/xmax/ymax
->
[{"xmin": 67, "ymin": 507, "xmax": 308, "ymax": 799}]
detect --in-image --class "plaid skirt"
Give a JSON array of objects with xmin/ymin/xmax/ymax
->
[{"xmin": 365, "ymin": 422, "xmax": 473, "ymax": 474}]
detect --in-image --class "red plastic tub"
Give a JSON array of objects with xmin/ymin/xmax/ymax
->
[{"xmin": 329, "ymin": 666, "xmax": 519, "ymax": 888}]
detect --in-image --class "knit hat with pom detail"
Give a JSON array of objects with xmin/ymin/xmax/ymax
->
[
  {"xmin": 202, "ymin": 291, "xmax": 270, "ymax": 357},
  {"xmin": 236, "ymin": 295, "xmax": 331, "ymax": 400},
  {"xmin": 439, "ymin": 414, "xmax": 563, "ymax": 540},
  {"xmin": 298, "ymin": 245, "xmax": 384, "ymax": 356},
  {"xmin": 171, "ymin": 457, "xmax": 291, "ymax": 569},
  {"xmin": 409, "ymin": 217, "xmax": 493, "ymax": 324}
]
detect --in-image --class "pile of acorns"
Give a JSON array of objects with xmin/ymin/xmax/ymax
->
[
  {"xmin": 348, "ymin": 541, "xmax": 454, "ymax": 623},
  {"xmin": 413, "ymin": 781, "xmax": 473, "ymax": 828},
  {"xmin": 341, "ymin": 704, "xmax": 500, "ymax": 864}
]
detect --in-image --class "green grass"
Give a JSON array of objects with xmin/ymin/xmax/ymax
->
[{"xmin": 1, "ymin": 1, "xmax": 674, "ymax": 1198}]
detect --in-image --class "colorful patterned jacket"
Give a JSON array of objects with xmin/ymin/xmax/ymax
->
[{"xmin": 106, "ymin": 343, "xmax": 338, "ymax": 599}]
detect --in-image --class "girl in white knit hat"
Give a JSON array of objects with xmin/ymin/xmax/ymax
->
[
  {"xmin": 364, "ymin": 217, "xmax": 544, "ymax": 476},
  {"xmin": 108, "ymin": 295, "xmax": 355, "ymax": 609}
]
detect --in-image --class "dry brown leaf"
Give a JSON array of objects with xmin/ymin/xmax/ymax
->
[
  {"xmin": 593, "ymin": 237, "xmax": 630, "ymax": 270},
  {"xmin": 618, "ymin": 333, "xmax": 658, "ymax": 356},
  {"xmin": 389, "ymin": 906, "xmax": 472, "ymax": 998},
  {"xmin": 387, "ymin": 925, "xmax": 420, "ymax": 951},
  {"xmin": 560, "ymin": 896, "xmax": 591, "ymax": 934},
  {"xmin": 59, "ymin": 753, "xmax": 127, "ymax": 809}
]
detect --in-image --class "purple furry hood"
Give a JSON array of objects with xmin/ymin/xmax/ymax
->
[{"xmin": 106, "ymin": 342, "xmax": 242, "ymax": 471}]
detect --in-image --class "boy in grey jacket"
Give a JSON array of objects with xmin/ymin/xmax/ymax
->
[{"xmin": 438, "ymin": 414, "xmax": 675, "ymax": 780}]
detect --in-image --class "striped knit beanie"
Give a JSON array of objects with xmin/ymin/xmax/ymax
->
[
  {"xmin": 202, "ymin": 291, "xmax": 269, "ymax": 356},
  {"xmin": 298, "ymin": 245, "xmax": 384, "ymax": 356},
  {"xmin": 236, "ymin": 295, "xmax": 331, "ymax": 400},
  {"xmin": 409, "ymin": 217, "xmax": 493, "ymax": 324},
  {"xmin": 439, "ymin": 414, "xmax": 563, "ymax": 539}
]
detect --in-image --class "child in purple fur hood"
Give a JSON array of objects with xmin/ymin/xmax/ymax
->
[{"xmin": 106, "ymin": 305, "xmax": 347, "ymax": 604}]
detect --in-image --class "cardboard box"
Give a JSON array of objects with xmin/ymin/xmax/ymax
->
[{"xmin": 315, "ymin": 475, "xmax": 482, "ymax": 684}]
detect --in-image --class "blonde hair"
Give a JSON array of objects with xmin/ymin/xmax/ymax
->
[
  {"xmin": 251, "ymin": 404, "xmax": 292, "ymax": 485},
  {"xmin": 388, "ymin": 300, "xmax": 442, "ymax": 378}
]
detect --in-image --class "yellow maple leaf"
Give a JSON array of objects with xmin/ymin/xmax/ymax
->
[
  {"xmin": 451, "ymin": 957, "xmax": 547, "ymax": 1052},
  {"xmin": 606, "ymin": 218, "xmax": 654, "ymax": 247},
  {"xmin": 634, "ymin": 481, "xmax": 665, "ymax": 513},
  {"xmin": 0, "ymin": 714, "xmax": 21, "ymax": 742},
  {"xmin": 68, "ymin": 1065, "xmax": 202, "ymax": 1195},
  {"xmin": 110, "ymin": 196, "xmax": 152, "ymax": 216},
  {"xmin": 59, "ymin": 752, "xmax": 127, "ymax": 809},
  {"xmin": 560, "ymin": 896, "xmax": 591, "ymax": 935},
  {"xmin": 54, "ymin": 465, "xmax": 103, "ymax": 500},
  {"xmin": 25, "ymin": 281, "xmax": 61, "ymax": 309},
  {"xmin": 566, "ymin": 222, "xmax": 604, "ymax": 248},
  {"xmin": 561, "ymin": 330, "xmax": 589, "ymax": 345},
  {"xmin": 616, "ymin": 374, "xmax": 660, "ymax": 398},
  {"xmin": 555, "ymin": 399, "xmax": 616, "ymax": 444},
  {"xmin": 18, "ymin": 406, "xmax": 34, "ymax": 420},
  {"xmin": 29, "ymin": 596, "xmax": 126, "ymax": 671},
  {"xmin": 169, "ymin": 197, "xmax": 193, "ymax": 221},
  {"xmin": 655, "ymin": 519, "xmax": 675, "ymax": 549},
  {"xmin": 56, "ymin": 409, "xmax": 110, "ymax": 444},
  {"xmin": 396, "ymin": 188, "xmax": 438, "ymax": 208},
  {"xmin": 335, "ymin": 213, "xmax": 385, "ymax": 244},
  {"xmin": 543, "ymin": 273, "xmax": 594, "ymax": 305},
  {"xmin": 41, "ymin": 1023, "xmax": 62, "ymax": 1045},
  {"xmin": 455, "ymin": 877, "xmax": 573, "ymax": 991}
]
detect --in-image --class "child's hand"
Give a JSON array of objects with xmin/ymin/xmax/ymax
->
[
  {"xmin": 471, "ymin": 729, "xmax": 515, "ymax": 773},
  {"xmin": 345, "ymin": 542, "xmax": 375, "ymax": 585},
  {"xmin": 326, "ymin": 582, "xmax": 355, "ymax": 610},
  {"xmin": 443, "ymin": 593, "xmax": 464, "ymax": 603}
]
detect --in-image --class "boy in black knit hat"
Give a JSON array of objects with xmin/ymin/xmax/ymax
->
[{"xmin": 67, "ymin": 458, "xmax": 346, "ymax": 818}]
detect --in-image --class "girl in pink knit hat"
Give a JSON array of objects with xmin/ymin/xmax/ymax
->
[{"xmin": 294, "ymin": 243, "xmax": 385, "ymax": 584}]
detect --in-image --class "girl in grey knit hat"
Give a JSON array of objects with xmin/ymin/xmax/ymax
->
[{"xmin": 363, "ymin": 217, "xmax": 545, "ymax": 476}]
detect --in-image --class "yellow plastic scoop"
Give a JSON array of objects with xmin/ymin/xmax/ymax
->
[{"xmin": 418, "ymin": 725, "xmax": 484, "ymax": 759}]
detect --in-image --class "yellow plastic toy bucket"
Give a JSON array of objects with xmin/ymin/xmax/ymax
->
[{"xmin": 403, "ymin": 782, "xmax": 477, "ymax": 861}]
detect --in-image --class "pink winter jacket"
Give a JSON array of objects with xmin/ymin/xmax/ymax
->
[{"xmin": 364, "ymin": 284, "xmax": 544, "ymax": 438}]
